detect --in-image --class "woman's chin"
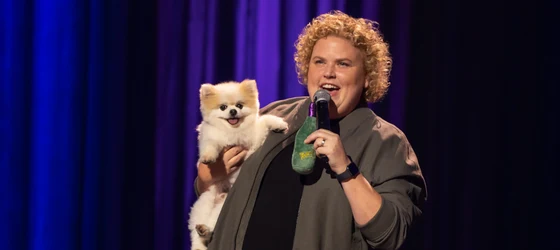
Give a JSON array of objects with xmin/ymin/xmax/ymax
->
[{"xmin": 328, "ymin": 102, "xmax": 342, "ymax": 119}]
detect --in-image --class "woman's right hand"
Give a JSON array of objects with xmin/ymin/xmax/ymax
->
[{"xmin": 196, "ymin": 146, "xmax": 248, "ymax": 193}]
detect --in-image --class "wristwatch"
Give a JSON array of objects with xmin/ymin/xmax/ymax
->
[{"xmin": 336, "ymin": 157, "xmax": 360, "ymax": 182}]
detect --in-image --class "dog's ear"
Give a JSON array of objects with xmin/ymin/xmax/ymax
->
[
  {"xmin": 200, "ymin": 83, "xmax": 216, "ymax": 98},
  {"xmin": 240, "ymin": 79, "xmax": 257, "ymax": 93}
]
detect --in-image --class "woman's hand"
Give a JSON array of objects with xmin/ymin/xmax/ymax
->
[
  {"xmin": 304, "ymin": 129, "xmax": 351, "ymax": 174},
  {"xmin": 197, "ymin": 146, "xmax": 248, "ymax": 193}
]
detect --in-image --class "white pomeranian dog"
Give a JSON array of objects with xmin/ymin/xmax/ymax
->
[{"xmin": 188, "ymin": 79, "xmax": 288, "ymax": 250}]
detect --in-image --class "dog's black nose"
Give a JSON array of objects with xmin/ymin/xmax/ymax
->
[{"xmin": 229, "ymin": 109, "xmax": 237, "ymax": 116}]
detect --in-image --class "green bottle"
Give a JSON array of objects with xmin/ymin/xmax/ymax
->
[{"xmin": 291, "ymin": 101, "xmax": 317, "ymax": 175}]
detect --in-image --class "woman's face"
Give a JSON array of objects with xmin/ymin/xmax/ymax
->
[{"xmin": 306, "ymin": 35, "xmax": 367, "ymax": 119}]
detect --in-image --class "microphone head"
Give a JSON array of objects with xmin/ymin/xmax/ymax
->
[{"xmin": 313, "ymin": 89, "xmax": 331, "ymax": 103}]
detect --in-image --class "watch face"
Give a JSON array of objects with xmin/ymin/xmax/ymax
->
[
  {"xmin": 349, "ymin": 163, "xmax": 359, "ymax": 175},
  {"xmin": 337, "ymin": 162, "xmax": 359, "ymax": 182}
]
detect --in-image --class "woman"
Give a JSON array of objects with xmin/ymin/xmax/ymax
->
[{"xmin": 195, "ymin": 10, "xmax": 427, "ymax": 250}]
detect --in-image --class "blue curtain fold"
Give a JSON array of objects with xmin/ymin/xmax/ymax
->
[{"xmin": 1, "ymin": 0, "xmax": 139, "ymax": 249}]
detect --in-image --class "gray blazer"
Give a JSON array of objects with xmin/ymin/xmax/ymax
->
[{"xmin": 201, "ymin": 97, "xmax": 427, "ymax": 250}]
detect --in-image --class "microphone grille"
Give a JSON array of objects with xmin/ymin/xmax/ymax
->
[{"xmin": 314, "ymin": 89, "xmax": 331, "ymax": 102}]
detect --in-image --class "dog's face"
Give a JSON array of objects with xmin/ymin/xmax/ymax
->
[{"xmin": 199, "ymin": 79, "xmax": 259, "ymax": 128}]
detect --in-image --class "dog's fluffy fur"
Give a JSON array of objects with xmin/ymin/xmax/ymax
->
[{"xmin": 188, "ymin": 79, "xmax": 288, "ymax": 250}]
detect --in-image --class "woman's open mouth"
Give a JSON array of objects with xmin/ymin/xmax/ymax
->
[{"xmin": 320, "ymin": 83, "xmax": 340, "ymax": 96}]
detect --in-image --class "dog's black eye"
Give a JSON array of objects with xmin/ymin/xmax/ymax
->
[
  {"xmin": 219, "ymin": 104, "xmax": 227, "ymax": 111},
  {"xmin": 236, "ymin": 103, "xmax": 243, "ymax": 109}
]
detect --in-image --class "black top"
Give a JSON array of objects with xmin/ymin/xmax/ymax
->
[{"xmin": 242, "ymin": 142, "xmax": 304, "ymax": 250}]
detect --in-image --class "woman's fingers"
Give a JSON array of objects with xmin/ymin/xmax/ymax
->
[
  {"xmin": 222, "ymin": 146, "xmax": 245, "ymax": 162},
  {"xmin": 227, "ymin": 149, "xmax": 248, "ymax": 171}
]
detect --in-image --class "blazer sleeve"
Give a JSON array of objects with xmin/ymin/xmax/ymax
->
[{"xmin": 356, "ymin": 123, "xmax": 427, "ymax": 249}]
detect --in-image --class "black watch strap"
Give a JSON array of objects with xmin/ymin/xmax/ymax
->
[{"xmin": 336, "ymin": 157, "xmax": 360, "ymax": 182}]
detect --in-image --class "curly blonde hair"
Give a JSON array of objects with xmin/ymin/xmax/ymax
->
[{"xmin": 294, "ymin": 10, "xmax": 392, "ymax": 103}]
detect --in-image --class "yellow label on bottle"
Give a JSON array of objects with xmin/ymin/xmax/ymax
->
[{"xmin": 299, "ymin": 151, "xmax": 313, "ymax": 160}]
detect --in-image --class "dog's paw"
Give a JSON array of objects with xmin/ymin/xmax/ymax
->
[
  {"xmin": 271, "ymin": 121, "xmax": 289, "ymax": 133},
  {"xmin": 199, "ymin": 156, "xmax": 216, "ymax": 165},
  {"xmin": 199, "ymin": 145, "xmax": 220, "ymax": 165},
  {"xmin": 261, "ymin": 115, "xmax": 288, "ymax": 133},
  {"xmin": 195, "ymin": 224, "xmax": 211, "ymax": 237},
  {"xmin": 272, "ymin": 127, "xmax": 288, "ymax": 133},
  {"xmin": 215, "ymin": 193, "xmax": 227, "ymax": 203},
  {"xmin": 199, "ymin": 151, "xmax": 218, "ymax": 164}
]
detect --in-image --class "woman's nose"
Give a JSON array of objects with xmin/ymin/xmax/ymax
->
[{"xmin": 323, "ymin": 66, "xmax": 335, "ymax": 79}]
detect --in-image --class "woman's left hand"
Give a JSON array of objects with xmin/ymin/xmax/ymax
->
[{"xmin": 304, "ymin": 129, "xmax": 351, "ymax": 174}]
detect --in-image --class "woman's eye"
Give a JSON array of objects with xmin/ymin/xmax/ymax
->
[
  {"xmin": 220, "ymin": 105, "xmax": 227, "ymax": 111},
  {"xmin": 314, "ymin": 60, "xmax": 324, "ymax": 64},
  {"xmin": 236, "ymin": 103, "xmax": 243, "ymax": 109},
  {"xmin": 338, "ymin": 62, "xmax": 350, "ymax": 67}
]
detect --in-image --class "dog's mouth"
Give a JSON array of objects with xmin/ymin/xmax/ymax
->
[
  {"xmin": 223, "ymin": 116, "xmax": 244, "ymax": 126},
  {"xmin": 226, "ymin": 118, "xmax": 240, "ymax": 125}
]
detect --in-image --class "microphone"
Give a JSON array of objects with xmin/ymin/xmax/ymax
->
[
  {"xmin": 314, "ymin": 89, "xmax": 331, "ymax": 131},
  {"xmin": 312, "ymin": 89, "xmax": 331, "ymax": 161},
  {"xmin": 291, "ymin": 90, "xmax": 332, "ymax": 175}
]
